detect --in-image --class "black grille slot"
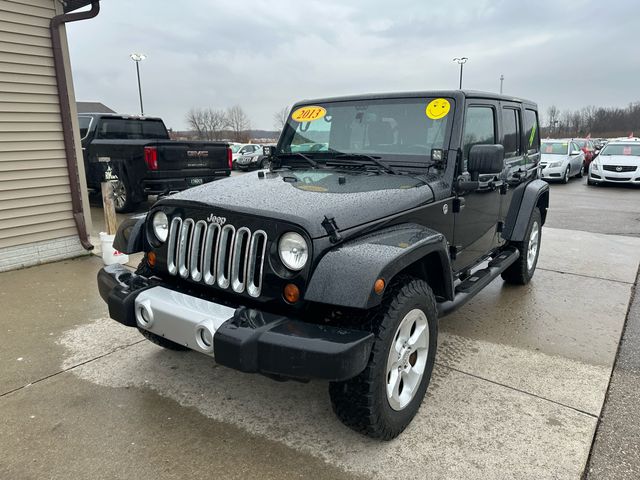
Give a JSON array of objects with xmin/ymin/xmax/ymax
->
[{"xmin": 603, "ymin": 165, "xmax": 636, "ymax": 172}]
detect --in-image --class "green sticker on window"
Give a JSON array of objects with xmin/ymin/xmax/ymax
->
[{"xmin": 529, "ymin": 122, "xmax": 537, "ymax": 147}]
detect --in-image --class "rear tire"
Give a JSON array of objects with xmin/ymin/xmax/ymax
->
[
  {"xmin": 575, "ymin": 164, "xmax": 584, "ymax": 178},
  {"xmin": 329, "ymin": 277, "xmax": 438, "ymax": 440},
  {"xmin": 501, "ymin": 208, "xmax": 542, "ymax": 285},
  {"xmin": 112, "ymin": 175, "xmax": 139, "ymax": 213}
]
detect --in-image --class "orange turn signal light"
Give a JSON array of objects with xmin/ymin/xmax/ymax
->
[
  {"xmin": 147, "ymin": 251, "xmax": 156, "ymax": 267},
  {"xmin": 284, "ymin": 283, "xmax": 300, "ymax": 303},
  {"xmin": 374, "ymin": 278, "xmax": 385, "ymax": 295}
]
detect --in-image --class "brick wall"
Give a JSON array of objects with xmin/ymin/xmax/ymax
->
[{"xmin": 0, "ymin": 236, "xmax": 89, "ymax": 272}]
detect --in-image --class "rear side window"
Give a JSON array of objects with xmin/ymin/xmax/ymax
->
[
  {"xmin": 96, "ymin": 119, "xmax": 168, "ymax": 140},
  {"xmin": 463, "ymin": 106, "xmax": 496, "ymax": 165},
  {"xmin": 78, "ymin": 116, "xmax": 92, "ymax": 139},
  {"xmin": 524, "ymin": 109, "xmax": 539, "ymax": 154},
  {"xmin": 501, "ymin": 108, "xmax": 521, "ymax": 158}
]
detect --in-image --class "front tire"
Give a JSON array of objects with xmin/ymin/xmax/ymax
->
[
  {"xmin": 329, "ymin": 277, "xmax": 438, "ymax": 440},
  {"xmin": 562, "ymin": 166, "xmax": 570, "ymax": 184},
  {"xmin": 501, "ymin": 207, "xmax": 542, "ymax": 285}
]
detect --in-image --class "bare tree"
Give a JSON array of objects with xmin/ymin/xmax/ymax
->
[
  {"xmin": 186, "ymin": 107, "xmax": 229, "ymax": 140},
  {"xmin": 273, "ymin": 106, "xmax": 289, "ymax": 131},
  {"xmin": 546, "ymin": 105, "xmax": 559, "ymax": 129},
  {"xmin": 204, "ymin": 108, "xmax": 228, "ymax": 140},
  {"xmin": 186, "ymin": 108, "xmax": 207, "ymax": 139},
  {"xmin": 226, "ymin": 105, "xmax": 251, "ymax": 142}
]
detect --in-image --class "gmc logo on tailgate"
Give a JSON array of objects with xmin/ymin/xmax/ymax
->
[{"xmin": 187, "ymin": 150, "xmax": 209, "ymax": 158}]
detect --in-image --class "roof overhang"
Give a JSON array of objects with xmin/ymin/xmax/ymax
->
[{"xmin": 60, "ymin": 0, "xmax": 99, "ymax": 13}]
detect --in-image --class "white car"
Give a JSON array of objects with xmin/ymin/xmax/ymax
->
[
  {"xmin": 230, "ymin": 144, "xmax": 262, "ymax": 169},
  {"xmin": 539, "ymin": 140, "xmax": 585, "ymax": 183},
  {"xmin": 588, "ymin": 141, "xmax": 640, "ymax": 186}
]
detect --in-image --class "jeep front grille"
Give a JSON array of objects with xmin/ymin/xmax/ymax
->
[{"xmin": 166, "ymin": 217, "xmax": 267, "ymax": 297}]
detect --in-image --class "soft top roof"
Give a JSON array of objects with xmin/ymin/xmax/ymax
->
[{"xmin": 293, "ymin": 90, "xmax": 537, "ymax": 109}]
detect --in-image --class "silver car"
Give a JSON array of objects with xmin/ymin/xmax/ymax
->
[
  {"xmin": 588, "ymin": 141, "xmax": 640, "ymax": 186},
  {"xmin": 540, "ymin": 140, "xmax": 585, "ymax": 183}
]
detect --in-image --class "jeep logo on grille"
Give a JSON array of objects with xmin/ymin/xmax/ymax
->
[
  {"xmin": 187, "ymin": 150, "xmax": 209, "ymax": 158},
  {"xmin": 207, "ymin": 214, "xmax": 226, "ymax": 225}
]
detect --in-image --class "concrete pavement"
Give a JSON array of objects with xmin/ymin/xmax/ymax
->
[
  {"xmin": 1, "ymin": 179, "xmax": 639, "ymax": 479},
  {"xmin": 586, "ymin": 268, "xmax": 640, "ymax": 479}
]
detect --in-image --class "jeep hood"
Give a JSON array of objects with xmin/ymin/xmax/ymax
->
[{"xmin": 168, "ymin": 170, "xmax": 435, "ymax": 238}]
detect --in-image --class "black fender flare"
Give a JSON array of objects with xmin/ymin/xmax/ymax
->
[
  {"xmin": 304, "ymin": 223, "xmax": 454, "ymax": 310},
  {"xmin": 502, "ymin": 179, "xmax": 549, "ymax": 242},
  {"xmin": 113, "ymin": 213, "xmax": 147, "ymax": 254}
]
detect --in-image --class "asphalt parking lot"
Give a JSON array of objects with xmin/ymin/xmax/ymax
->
[{"xmin": 1, "ymin": 176, "xmax": 639, "ymax": 479}]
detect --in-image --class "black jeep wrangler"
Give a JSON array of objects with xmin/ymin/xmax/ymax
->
[{"xmin": 97, "ymin": 90, "xmax": 548, "ymax": 440}]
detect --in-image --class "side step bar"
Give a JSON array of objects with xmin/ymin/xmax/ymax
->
[{"xmin": 437, "ymin": 247, "xmax": 520, "ymax": 318}]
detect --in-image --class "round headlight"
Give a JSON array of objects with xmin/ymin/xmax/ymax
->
[
  {"xmin": 152, "ymin": 211, "xmax": 169, "ymax": 242},
  {"xmin": 278, "ymin": 232, "xmax": 308, "ymax": 271}
]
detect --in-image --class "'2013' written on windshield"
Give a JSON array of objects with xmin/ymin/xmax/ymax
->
[{"xmin": 291, "ymin": 106, "xmax": 326, "ymax": 122}]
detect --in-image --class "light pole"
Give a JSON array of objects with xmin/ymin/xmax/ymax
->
[
  {"xmin": 453, "ymin": 57, "xmax": 468, "ymax": 89},
  {"xmin": 500, "ymin": 74, "xmax": 504, "ymax": 94},
  {"xmin": 130, "ymin": 53, "xmax": 146, "ymax": 115}
]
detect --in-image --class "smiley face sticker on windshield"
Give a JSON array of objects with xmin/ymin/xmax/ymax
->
[
  {"xmin": 426, "ymin": 98, "xmax": 451, "ymax": 120},
  {"xmin": 291, "ymin": 106, "xmax": 326, "ymax": 122}
]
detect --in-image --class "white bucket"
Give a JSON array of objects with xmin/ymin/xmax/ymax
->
[{"xmin": 99, "ymin": 232, "xmax": 129, "ymax": 265}]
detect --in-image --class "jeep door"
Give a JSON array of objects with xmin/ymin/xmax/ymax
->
[
  {"xmin": 522, "ymin": 107, "xmax": 541, "ymax": 175},
  {"xmin": 498, "ymin": 102, "xmax": 528, "ymax": 235},
  {"xmin": 453, "ymin": 101, "xmax": 502, "ymax": 270}
]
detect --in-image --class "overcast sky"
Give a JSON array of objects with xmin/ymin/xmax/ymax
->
[{"xmin": 66, "ymin": 0, "xmax": 637, "ymax": 131}]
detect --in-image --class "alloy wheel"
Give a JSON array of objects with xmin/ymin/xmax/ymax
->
[
  {"xmin": 112, "ymin": 180, "xmax": 127, "ymax": 210},
  {"xmin": 385, "ymin": 308, "xmax": 430, "ymax": 411},
  {"xmin": 527, "ymin": 221, "xmax": 540, "ymax": 271}
]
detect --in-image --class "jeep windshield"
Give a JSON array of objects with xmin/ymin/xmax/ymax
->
[{"xmin": 277, "ymin": 97, "xmax": 454, "ymax": 172}]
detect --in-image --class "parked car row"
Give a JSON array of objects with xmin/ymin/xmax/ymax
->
[{"xmin": 540, "ymin": 136, "xmax": 640, "ymax": 187}]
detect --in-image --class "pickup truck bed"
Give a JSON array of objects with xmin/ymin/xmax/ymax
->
[{"xmin": 79, "ymin": 114, "xmax": 231, "ymax": 212}]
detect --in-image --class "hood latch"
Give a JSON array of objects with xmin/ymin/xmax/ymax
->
[{"xmin": 322, "ymin": 216, "xmax": 342, "ymax": 244}]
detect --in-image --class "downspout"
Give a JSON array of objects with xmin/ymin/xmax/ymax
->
[{"xmin": 50, "ymin": 2, "xmax": 101, "ymax": 250}]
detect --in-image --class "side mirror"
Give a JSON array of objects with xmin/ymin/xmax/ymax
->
[
  {"xmin": 570, "ymin": 150, "xmax": 581, "ymax": 156},
  {"xmin": 263, "ymin": 146, "xmax": 276, "ymax": 156},
  {"xmin": 468, "ymin": 144, "xmax": 504, "ymax": 179}
]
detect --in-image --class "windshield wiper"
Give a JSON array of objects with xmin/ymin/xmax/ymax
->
[
  {"xmin": 331, "ymin": 153, "xmax": 398, "ymax": 175},
  {"xmin": 277, "ymin": 152, "xmax": 318, "ymax": 169}
]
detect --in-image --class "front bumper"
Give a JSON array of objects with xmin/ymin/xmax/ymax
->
[
  {"xmin": 236, "ymin": 157, "xmax": 261, "ymax": 170},
  {"xmin": 97, "ymin": 264, "xmax": 374, "ymax": 381},
  {"xmin": 540, "ymin": 165, "xmax": 565, "ymax": 180},
  {"xmin": 589, "ymin": 166, "xmax": 640, "ymax": 184}
]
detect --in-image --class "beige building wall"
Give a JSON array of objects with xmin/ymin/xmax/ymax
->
[{"xmin": 0, "ymin": 0, "xmax": 91, "ymax": 271}]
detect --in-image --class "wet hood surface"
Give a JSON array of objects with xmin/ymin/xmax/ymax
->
[{"xmin": 167, "ymin": 170, "xmax": 435, "ymax": 237}]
